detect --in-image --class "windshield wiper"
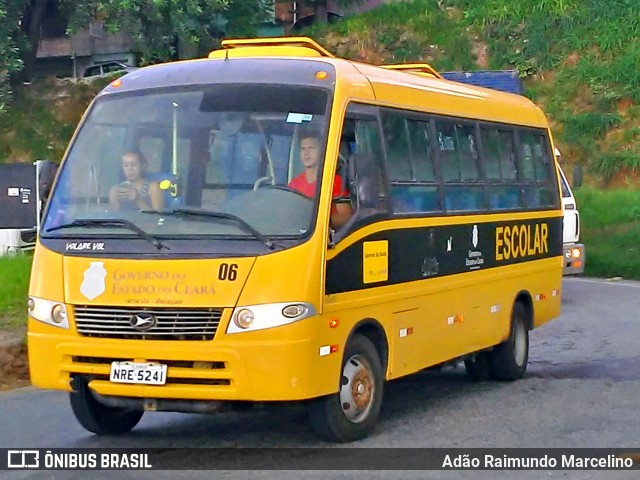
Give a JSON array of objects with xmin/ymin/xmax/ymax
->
[
  {"xmin": 168, "ymin": 207, "xmax": 275, "ymax": 250},
  {"xmin": 45, "ymin": 218, "xmax": 169, "ymax": 251}
]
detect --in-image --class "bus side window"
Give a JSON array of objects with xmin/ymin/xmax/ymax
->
[
  {"xmin": 436, "ymin": 121, "xmax": 484, "ymax": 212},
  {"xmin": 519, "ymin": 132, "xmax": 555, "ymax": 208},
  {"xmin": 335, "ymin": 112, "xmax": 387, "ymax": 238},
  {"xmin": 482, "ymin": 128, "xmax": 523, "ymax": 210},
  {"xmin": 382, "ymin": 112, "xmax": 439, "ymax": 214},
  {"xmin": 350, "ymin": 118, "xmax": 386, "ymax": 210}
]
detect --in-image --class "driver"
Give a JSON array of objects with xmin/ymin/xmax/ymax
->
[{"xmin": 288, "ymin": 131, "xmax": 352, "ymax": 229}]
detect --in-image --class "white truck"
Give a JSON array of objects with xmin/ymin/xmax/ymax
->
[
  {"xmin": 555, "ymin": 149, "xmax": 585, "ymax": 274},
  {"xmin": 0, "ymin": 160, "xmax": 57, "ymax": 256}
]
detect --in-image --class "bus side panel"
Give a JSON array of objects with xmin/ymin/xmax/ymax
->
[
  {"xmin": 529, "ymin": 258, "xmax": 563, "ymax": 329},
  {"xmin": 325, "ymin": 259, "xmax": 561, "ymax": 382},
  {"xmin": 325, "ymin": 215, "xmax": 563, "ymax": 381}
]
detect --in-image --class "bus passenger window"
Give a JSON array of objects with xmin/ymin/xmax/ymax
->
[
  {"xmin": 383, "ymin": 112, "xmax": 438, "ymax": 214},
  {"xmin": 498, "ymin": 131, "xmax": 518, "ymax": 181},
  {"xmin": 444, "ymin": 185, "xmax": 484, "ymax": 211},
  {"xmin": 382, "ymin": 116, "xmax": 412, "ymax": 180},
  {"xmin": 488, "ymin": 186, "xmax": 522, "ymax": 210},
  {"xmin": 482, "ymin": 128, "xmax": 521, "ymax": 211},
  {"xmin": 482, "ymin": 129, "xmax": 502, "ymax": 181},
  {"xmin": 519, "ymin": 133, "xmax": 550, "ymax": 182},
  {"xmin": 436, "ymin": 122, "xmax": 479, "ymax": 182},
  {"xmin": 524, "ymin": 185, "xmax": 555, "ymax": 208},
  {"xmin": 437, "ymin": 121, "xmax": 483, "ymax": 212},
  {"xmin": 519, "ymin": 132, "xmax": 555, "ymax": 208},
  {"xmin": 406, "ymin": 119, "xmax": 435, "ymax": 182}
]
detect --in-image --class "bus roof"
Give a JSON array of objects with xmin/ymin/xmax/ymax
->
[{"xmin": 103, "ymin": 36, "xmax": 548, "ymax": 129}]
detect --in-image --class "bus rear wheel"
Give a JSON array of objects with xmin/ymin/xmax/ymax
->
[
  {"xmin": 490, "ymin": 302, "xmax": 529, "ymax": 381},
  {"xmin": 464, "ymin": 351, "xmax": 492, "ymax": 381},
  {"xmin": 308, "ymin": 334, "xmax": 383, "ymax": 442},
  {"xmin": 69, "ymin": 377, "xmax": 144, "ymax": 435}
]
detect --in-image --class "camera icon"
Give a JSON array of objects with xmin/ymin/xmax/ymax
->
[{"xmin": 7, "ymin": 450, "xmax": 40, "ymax": 469}]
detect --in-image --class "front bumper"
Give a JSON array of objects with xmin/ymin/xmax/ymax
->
[
  {"xmin": 27, "ymin": 323, "xmax": 331, "ymax": 403},
  {"xmin": 563, "ymin": 243, "xmax": 585, "ymax": 275}
]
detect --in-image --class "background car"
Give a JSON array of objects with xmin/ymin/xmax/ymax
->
[{"xmin": 82, "ymin": 61, "xmax": 137, "ymax": 78}]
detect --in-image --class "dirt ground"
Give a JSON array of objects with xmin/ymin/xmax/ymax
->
[{"xmin": 0, "ymin": 327, "xmax": 30, "ymax": 391}]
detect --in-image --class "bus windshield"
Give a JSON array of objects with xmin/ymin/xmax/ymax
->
[{"xmin": 42, "ymin": 84, "xmax": 330, "ymax": 247}]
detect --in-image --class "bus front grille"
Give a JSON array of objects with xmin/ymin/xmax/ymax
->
[{"xmin": 73, "ymin": 305, "xmax": 223, "ymax": 340}]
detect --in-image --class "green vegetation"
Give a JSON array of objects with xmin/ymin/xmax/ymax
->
[
  {"xmin": 0, "ymin": 77, "xmax": 108, "ymax": 163},
  {"xmin": 576, "ymin": 187, "xmax": 640, "ymax": 279},
  {"xmin": 309, "ymin": 0, "xmax": 640, "ymax": 183},
  {"xmin": 1, "ymin": 0, "xmax": 273, "ymax": 112},
  {"xmin": 0, "ymin": 255, "xmax": 32, "ymax": 330},
  {"xmin": 3, "ymin": 0, "xmax": 640, "ymax": 183},
  {"xmin": 306, "ymin": 1, "xmax": 476, "ymax": 70}
]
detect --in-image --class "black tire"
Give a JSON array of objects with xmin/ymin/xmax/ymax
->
[
  {"xmin": 490, "ymin": 302, "xmax": 530, "ymax": 381},
  {"xmin": 69, "ymin": 377, "xmax": 143, "ymax": 435},
  {"xmin": 308, "ymin": 334, "xmax": 384, "ymax": 442},
  {"xmin": 464, "ymin": 351, "xmax": 492, "ymax": 381}
]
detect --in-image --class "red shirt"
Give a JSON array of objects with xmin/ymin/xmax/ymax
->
[{"xmin": 288, "ymin": 173, "xmax": 348, "ymax": 212}]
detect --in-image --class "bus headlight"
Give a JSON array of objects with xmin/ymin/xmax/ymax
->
[
  {"xmin": 28, "ymin": 296, "xmax": 70, "ymax": 330},
  {"xmin": 51, "ymin": 304, "xmax": 67, "ymax": 324},
  {"xmin": 234, "ymin": 309, "xmax": 255, "ymax": 329},
  {"xmin": 227, "ymin": 302, "xmax": 316, "ymax": 334}
]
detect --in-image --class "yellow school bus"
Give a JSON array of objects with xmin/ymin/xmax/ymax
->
[{"xmin": 28, "ymin": 37, "xmax": 563, "ymax": 442}]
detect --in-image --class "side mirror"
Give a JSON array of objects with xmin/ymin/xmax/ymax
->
[
  {"xmin": 572, "ymin": 165, "xmax": 583, "ymax": 189},
  {"xmin": 38, "ymin": 159, "xmax": 60, "ymax": 200},
  {"xmin": 347, "ymin": 153, "xmax": 379, "ymax": 210}
]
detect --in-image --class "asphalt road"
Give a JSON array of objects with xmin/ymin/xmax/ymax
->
[{"xmin": 1, "ymin": 277, "xmax": 640, "ymax": 479}]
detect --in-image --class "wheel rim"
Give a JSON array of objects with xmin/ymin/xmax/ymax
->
[
  {"xmin": 339, "ymin": 354, "xmax": 375, "ymax": 424},
  {"xmin": 513, "ymin": 319, "xmax": 527, "ymax": 366}
]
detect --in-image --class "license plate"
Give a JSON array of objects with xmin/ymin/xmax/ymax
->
[{"xmin": 109, "ymin": 362, "xmax": 167, "ymax": 385}]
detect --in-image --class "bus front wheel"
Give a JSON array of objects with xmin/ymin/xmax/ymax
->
[
  {"xmin": 308, "ymin": 334, "xmax": 383, "ymax": 442},
  {"xmin": 69, "ymin": 377, "xmax": 144, "ymax": 435},
  {"xmin": 490, "ymin": 302, "xmax": 529, "ymax": 381}
]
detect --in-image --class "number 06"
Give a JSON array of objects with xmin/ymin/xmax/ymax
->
[{"xmin": 218, "ymin": 263, "xmax": 238, "ymax": 281}]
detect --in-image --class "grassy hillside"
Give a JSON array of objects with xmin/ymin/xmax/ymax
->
[
  {"xmin": 308, "ymin": 0, "xmax": 640, "ymax": 185},
  {"xmin": 576, "ymin": 188, "xmax": 640, "ymax": 278},
  {"xmin": 1, "ymin": 0, "xmax": 639, "ymax": 185}
]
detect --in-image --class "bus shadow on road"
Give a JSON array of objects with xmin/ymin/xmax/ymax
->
[
  {"xmin": 67, "ymin": 366, "xmax": 514, "ymax": 448},
  {"xmin": 527, "ymin": 355, "xmax": 640, "ymax": 381},
  {"xmin": 378, "ymin": 367, "xmax": 508, "ymax": 422}
]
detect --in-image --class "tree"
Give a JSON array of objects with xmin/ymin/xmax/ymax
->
[
  {"xmin": 19, "ymin": 0, "xmax": 47, "ymax": 82},
  {"xmin": 0, "ymin": 0, "xmax": 27, "ymax": 112},
  {"xmin": 64, "ymin": 0, "xmax": 274, "ymax": 63},
  {"xmin": 0, "ymin": 0, "xmax": 273, "ymax": 111}
]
